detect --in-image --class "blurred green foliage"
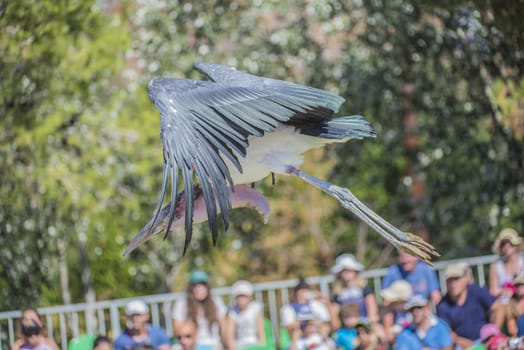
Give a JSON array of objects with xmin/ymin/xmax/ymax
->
[{"xmin": 0, "ymin": 0, "xmax": 522, "ymax": 309}]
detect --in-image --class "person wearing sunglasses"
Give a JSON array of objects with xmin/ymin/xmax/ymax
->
[
  {"xmin": 395, "ymin": 295, "xmax": 452, "ymax": 350},
  {"xmin": 489, "ymin": 228, "xmax": 523, "ymax": 297},
  {"xmin": 11, "ymin": 308, "xmax": 58, "ymax": 350},
  {"xmin": 174, "ymin": 321, "xmax": 209, "ymax": 350}
]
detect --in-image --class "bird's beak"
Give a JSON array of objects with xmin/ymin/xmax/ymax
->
[
  {"xmin": 124, "ymin": 185, "xmax": 271, "ymax": 256},
  {"xmin": 123, "ymin": 204, "xmax": 175, "ymax": 255}
]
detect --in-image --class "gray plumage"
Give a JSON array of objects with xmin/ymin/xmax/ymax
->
[{"xmin": 125, "ymin": 62, "xmax": 437, "ymax": 262}]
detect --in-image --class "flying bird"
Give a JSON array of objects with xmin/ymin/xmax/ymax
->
[{"xmin": 124, "ymin": 62, "xmax": 437, "ymax": 262}]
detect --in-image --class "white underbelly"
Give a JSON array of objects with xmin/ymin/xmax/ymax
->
[{"xmin": 223, "ymin": 125, "xmax": 344, "ymax": 184}]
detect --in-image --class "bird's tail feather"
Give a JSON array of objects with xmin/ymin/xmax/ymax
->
[{"xmin": 298, "ymin": 115, "xmax": 376, "ymax": 140}]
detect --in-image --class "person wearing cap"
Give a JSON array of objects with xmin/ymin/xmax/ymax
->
[
  {"xmin": 280, "ymin": 278, "xmax": 334, "ymax": 341},
  {"xmin": 224, "ymin": 280, "xmax": 265, "ymax": 350},
  {"xmin": 114, "ymin": 299, "xmax": 171, "ymax": 350},
  {"xmin": 436, "ymin": 262, "xmax": 502, "ymax": 349},
  {"xmin": 395, "ymin": 295, "xmax": 453, "ymax": 350},
  {"xmin": 172, "ymin": 271, "xmax": 227, "ymax": 350},
  {"xmin": 500, "ymin": 273, "xmax": 524, "ymax": 337},
  {"xmin": 470, "ymin": 323, "xmax": 508, "ymax": 350},
  {"xmin": 489, "ymin": 228, "xmax": 524, "ymax": 297},
  {"xmin": 330, "ymin": 254, "xmax": 379, "ymax": 327},
  {"xmin": 378, "ymin": 280, "xmax": 413, "ymax": 347},
  {"xmin": 382, "ymin": 251, "xmax": 441, "ymax": 306}
]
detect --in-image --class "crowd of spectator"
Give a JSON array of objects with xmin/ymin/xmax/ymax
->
[{"xmin": 10, "ymin": 228, "xmax": 524, "ymax": 350}]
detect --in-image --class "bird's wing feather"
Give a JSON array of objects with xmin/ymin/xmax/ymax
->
[
  {"xmin": 147, "ymin": 77, "xmax": 344, "ymax": 251},
  {"xmin": 193, "ymin": 61, "xmax": 344, "ymax": 114}
]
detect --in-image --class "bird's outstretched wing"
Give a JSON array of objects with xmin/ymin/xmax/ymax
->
[
  {"xmin": 147, "ymin": 75, "xmax": 349, "ymax": 253},
  {"xmin": 194, "ymin": 61, "xmax": 344, "ymax": 117}
]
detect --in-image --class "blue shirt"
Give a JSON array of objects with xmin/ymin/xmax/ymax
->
[
  {"xmin": 114, "ymin": 324, "xmax": 171, "ymax": 350},
  {"xmin": 332, "ymin": 286, "xmax": 373, "ymax": 318},
  {"xmin": 395, "ymin": 315, "xmax": 453, "ymax": 350},
  {"xmin": 334, "ymin": 328, "xmax": 357, "ymax": 350},
  {"xmin": 436, "ymin": 284, "xmax": 495, "ymax": 341},
  {"xmin": 382, "ymin": 261, "xmax": 439, "ymax": 300}
]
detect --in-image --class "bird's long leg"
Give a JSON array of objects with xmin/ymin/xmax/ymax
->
[{"xmin": 287, "ymin": 166, "xmax": 439, "ymax": 263}]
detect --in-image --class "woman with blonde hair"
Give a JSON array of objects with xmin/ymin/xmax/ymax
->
[
  {"xmin": 330, "ymin": 254, "xmax": 379, "ymax": 327},
  {"xmin": 11, "ymin": 308, "xmax": 58, "ymax": 350}
]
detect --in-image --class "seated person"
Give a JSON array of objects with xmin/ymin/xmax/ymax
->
[
  {"xmin": 382, "ymin": 251, "xmax": 441, "ymax": 305},
  {"xmin": 474, "ymin": 324, "xmax": 508, "ymax": 350},
  {"xmin": 174, "ymin": 321, "xmax": 211, "ymax": 350},
  {"xmin": 280, "ymin": 279, "xmax": 334, "ymax": 339},
  {"xmin": 93, "ymin": 336, "xmax": 111, "ymax": 350},
  {"xmin": 172, "ymin": 271, "xmax": 227, "ymax": 349},
  {"xmin": 225, "ymin": 280, "xmax": 265, "ymax": 350},
  {"xmin": 288, "ymin": 315, "xmax": 336, "ymax": 350},
  {"xmin": 12, "ymin": 308, "xmax": 58, "ymax": 350},
  {"xmin": 330, "ymin": 254, "xmax": 379, "ymax": 326},
  {"xmin": 395, "ymin": 295, "xmax": 453, "ymax": 350},
  {"xmin": 436, "ymin": 262, "xmax": 502, "ymax": 349},
  {"xmin": 488, "ymin": 228, "xmax": 524, "ymax": 297},
  {"xmin": 333, "ymin": 304, "xmax": 360, "ymax": 350},
  {"xmin": 353, "ymin": 320, "xmax": 385, "ymax": 350},
  {"xmin": 114, "ymin": 299, "xmax": 171, "ymax": 350},
  {"xmin": 379, "ymin": 280, "xmax": 413, "ymax": 347}
]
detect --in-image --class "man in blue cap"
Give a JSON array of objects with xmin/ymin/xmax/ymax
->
[{"xmin": 396, "ymin": 295, "xmax": 452, "ymax": 350}]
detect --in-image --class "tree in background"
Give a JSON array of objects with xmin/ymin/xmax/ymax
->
[{"xmin": 0, "ymin": 0, "xmax": 522, "ymax": 311}]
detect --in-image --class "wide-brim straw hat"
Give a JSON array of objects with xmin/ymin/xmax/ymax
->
[{"xmin": 492, "ymin": 228, "xmax": 522, "ymax": 255}]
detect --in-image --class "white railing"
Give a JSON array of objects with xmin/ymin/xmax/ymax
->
[{"xmin": 0, "ymin": 254, "xmax": 497, "ymax": 350}]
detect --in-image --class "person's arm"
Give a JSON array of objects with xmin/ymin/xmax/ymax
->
[
  {"xmin": 430, "ymin": 290, "xmax": 442, "ymax": 306},
  {"xmin": 287, "ymin": 326, "xmax": 301, "ymax": 350},
  {"xmin": 450, "ymin": 332, "xmax": 474, "ymax": 349},
  {"xmin": 281, "ymin": 304, "xmax": 298, "ymax": 338},
  {"xmin": 224, "ymin": 315, "xmax": 236, "ymax": 350},
  {"xmin": 11, "ymin": 339, "xmax": 24, "ymax": 350},
  {"xmin": 365, "ymin": 293, "xmax": 379, "ymax": 325},
  {"xmin": 506, "ymin": 304, "xmax": 519, "ymax": 337},
  {"xmin": 255, "ymin": 310, "xmax": 266, "ymax": 345},
  {"xmin": 218, "ymin": 312, "xmax": 228, "ymax": 349},
  {"xmin": 43, "ymin": 337, "xmax": 59, "ymax": 350},
  {"xmin": 315, "ymin": 291, "xmax": 340, "ymax": 331},
  {"xmin": 490, "ymin": 298, "xmax": 506, "ymax": 329},
  {"xmin": 172, "ymin": 299, "xmax": 185, "ymax": 335},
  {"xmin": 489, "ymin": 262, "xmax": 502, "ymax": 296}
]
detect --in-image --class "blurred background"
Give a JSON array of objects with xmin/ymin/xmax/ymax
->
[{"xmin": 1, "ymin": 0, "xmax": 523, "ymax": 311}]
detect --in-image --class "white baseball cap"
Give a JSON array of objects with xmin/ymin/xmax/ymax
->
[
  {"xmin": 232, "ymin": 280, "xmax": 254, "ymax": 297},
  {"xmin": 125, "ymin": 299, "xmax": 149, "ymax": 315}
]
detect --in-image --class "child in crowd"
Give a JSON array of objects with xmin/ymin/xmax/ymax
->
[
  {"xmin": 225, "ymin": 280, "xmax": 266, "ymax": 350},
  {"xmin": 333, "ymin": 304, "xmax": 360, "ymax": 350},
  {"xmin": 289, "ymin": 315, "xmax": 336, "ymax": 350},
  {"xmin": 353, "ymin": 321, "xmax": 385, "ymax": 350}
]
